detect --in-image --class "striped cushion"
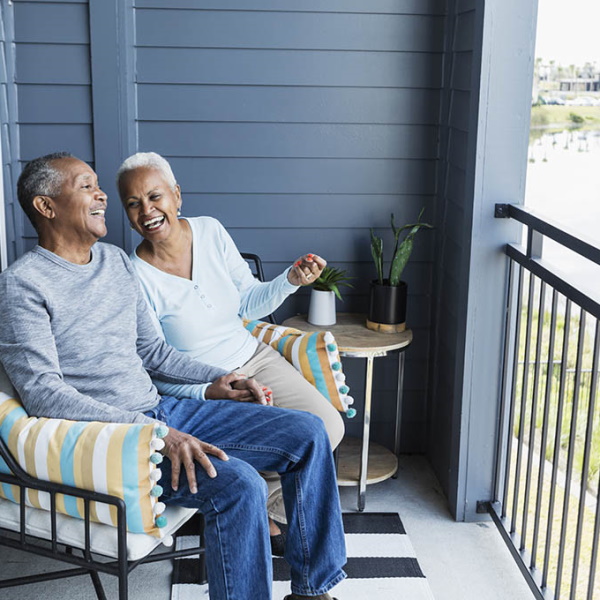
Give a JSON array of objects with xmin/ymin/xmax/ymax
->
[
  {"xmin": 0, "ymin": 392, "xmax": 168, "ymax": 537},
  {"xmin": 243, "ymin": 320, "xmax": 355, "ymax": 416}
]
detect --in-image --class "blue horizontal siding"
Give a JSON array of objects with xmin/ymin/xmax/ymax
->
[
  {"xmin": 453, "ymin": 11, "xmax": 475, "ymax": 52},
  {"xmin": 450, "ymin": 51, "xmax": 473, "ymax": 91},
  {"xmin": 182, "ymin": 194, "xmax": 433, "ymax": 228},
  {"xmin": 14, "ymin": 2, "xmax": 89, "ymax": 44},
  {"xmin": 12, "ymin": 0, "xmax": 85, "ymax": 3},
  {"xmin": 18, "ymin": 84, "xmax": 92, "ymax": 123},
  {"xmin": 163, "ymin": 157, "xmax": 438, "ymax": 195},
  {"xmin": 136, "ymin": 10, "xmax": 444, "ymax": 52},
  {"xmin": 138, "ymin": 85, "xmax": 441, "ymax": 124},
  {"xmin": 447, "ymin": 128, "xmax": 468, "ymax": 170},
  {"xmin": 139, "ymin": 123, "xmax": 439, "ymax": 159},
  {"xmin": 135, "ymin": 0, "xmax": 446, "ymax": 15},
  {"xmin": 448, "ymin": 89, "xmax": 471, "ymax": 131},
  {"xmin": 137, "ymin": 48, "xmax": 443, "ymax": 87},
  {"xmin": 15, "ymin": 43, "xmax": 90, "ymax": 84},
  {"xmin": 19, "ymin": 124, "xmax": 94, "ymax": 161},
  {"xmin": 220, "ymin": 227, "xmax": 433, "ymax": 264}
]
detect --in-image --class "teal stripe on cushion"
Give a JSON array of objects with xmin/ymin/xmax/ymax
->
[
  {"xmin": 244, "ymin": 320, "xmax": 259, "ymax": 332},
  {"xmin": 305, "ymin": 334, "xmax": 328, "ymax": 399},
  {"xmin": 122, "ymin": 425, "xmax": 146, "ymax": 534},
  {"xmin": 60, "ymin": 421, "xmax": 89, "ymax": 518},
  {"xmin": 1, "ymin": 481, "xmax": 16, "ymax": 502},
  {"xmin": 0, "ymin": 403, "xmax": 29, "ymax": 475}
]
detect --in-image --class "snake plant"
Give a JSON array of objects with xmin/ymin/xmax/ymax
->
[{"xmin": 370, "ymin": 208, "xmax": 433, "ymax": 286}]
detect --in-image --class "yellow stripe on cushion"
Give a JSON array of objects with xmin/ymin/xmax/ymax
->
[
  {"xmin": 23, "ymin": 417, "xmax": 50, "ymax": 509},
  {"xmin": 106, "ymin": 424, "xmax": 128, "ymax": 527},
  {"xmin": 74, "ymin": 422, "xmax": 105, "ymax": 523},
  {"xmin": 244, "ymin": 320, "xmax": 350, "ymax": 414},
  {"xmin": 0, "ymin": 396, "xmax": 25, "ymax": 424},
  {"xmin": 297, "ymin": 334, "xmax": 313, "ymax": 384},
  {"xmin": 50, "ymin": 420, "xmax": 75, "ymax": 516}
]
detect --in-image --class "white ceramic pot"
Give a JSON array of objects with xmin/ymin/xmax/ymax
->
[{"xmin": 307, "ymin": 289, "xmax": 336, "ymax": 326}]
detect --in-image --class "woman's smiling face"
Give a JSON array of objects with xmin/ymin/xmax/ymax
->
[{"xmin": 119, "ymin": 167, "xmax": 182, "ymax": 242}]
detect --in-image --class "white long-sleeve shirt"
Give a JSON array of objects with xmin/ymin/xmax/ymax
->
[{"xmin": 130, "ymin": 217, "xmax": 299, "ymax": 399}]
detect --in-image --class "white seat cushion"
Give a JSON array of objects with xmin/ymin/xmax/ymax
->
[{"xmin": 0, "ymin": 498, "xmax": 198, "ymax": 561}]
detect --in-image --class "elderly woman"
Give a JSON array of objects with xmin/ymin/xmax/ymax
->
[{"xmin": 117, "ymin": 152, "xmax": 345, "ymax": 553}]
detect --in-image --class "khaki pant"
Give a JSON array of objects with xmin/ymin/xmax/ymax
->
[{"xmin": 236, "ymin": 342, "xmax": 345, "ymax": 522}]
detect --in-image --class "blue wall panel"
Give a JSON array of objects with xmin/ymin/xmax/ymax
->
[
  {"xmin": 16, "ymin": 43, "xmax": 91, "ymax": 84},
  {"xmin": 138, "ymin": 86, "xmax": 442, "ymax": 125},
  {"xmin": 164, "ymin": 157, "xmax": 437, "ymax": 195},
  {"xmin": 137, "ymin": 48, "xmax": 442, "ymax": 88},
  {"xmin": 2, "ymin": 0, "xmax": 446, "ymax": 454},
  {"xmin": 136, "ymin": 10, "xmax": 444, "ymax": 52},
  {"xmin": 136, "ymin": 0, "xmax": 445, "ymax": 13},
  {"xmin": 18, "ymin": 85, "xmax": 92, "ymax": 124},
  {"xmin": 140, "ymin": 123, "xmax": 439, "ymax": 159},
  {"xmin": 14, "ymin": 2, "xmax": 89, "ymax": 44}
]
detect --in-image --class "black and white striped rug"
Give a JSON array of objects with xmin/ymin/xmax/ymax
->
[{"xmin": 171, "ymin": 512, "xmax": 435, "ymax": 600}]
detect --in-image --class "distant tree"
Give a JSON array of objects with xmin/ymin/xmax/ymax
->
[{"xmin": 569, "ymin": 112, "xmax": 584, "ymax": 124}]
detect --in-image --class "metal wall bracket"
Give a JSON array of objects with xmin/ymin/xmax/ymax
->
[{"xmin": 494, "ymin": 204, "xmax": 510, "ymax": 218}]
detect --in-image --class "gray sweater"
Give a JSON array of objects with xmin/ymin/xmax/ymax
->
[{"xmin": 0, "ymin": 243, "xmax": 228, "ymax": 424}]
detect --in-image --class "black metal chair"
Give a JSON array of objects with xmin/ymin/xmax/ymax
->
[
  {"xmin": 241, "ymin": 252, "xmax": 275, "ymax": 323},
  {"xmin": 0, "ymin": 435, "xmax": 206, "ymax": 600}
]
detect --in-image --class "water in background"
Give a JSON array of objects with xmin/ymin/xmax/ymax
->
[{"xmin": 525, "ymin": 129, "xmax": 600, "ymax": 299}]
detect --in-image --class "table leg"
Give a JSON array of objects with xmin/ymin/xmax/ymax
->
[
  {"xmin": 358, "ymin": 356, "xmax": 374, "ymax": 511},
  {"xmin": 392, "ymin": 351, "xmax": 406, "ymax": 478}
]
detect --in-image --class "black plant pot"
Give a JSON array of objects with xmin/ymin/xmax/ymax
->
[{"xmin": 367, "ymin": 280, "xmax": 407, "ymax": 333}]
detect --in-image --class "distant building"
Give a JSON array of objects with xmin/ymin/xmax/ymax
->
[{"xmin": 559, "ymin": 77, "xmax": 600, "ymax": 92}]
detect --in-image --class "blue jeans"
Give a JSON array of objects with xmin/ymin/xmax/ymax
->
[{"xmin": 145, "ymin": 396, "xmax": 347, "ymax": 600}]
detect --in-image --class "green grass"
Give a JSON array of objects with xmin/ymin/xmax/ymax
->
[{"xmin": 531, "ymin": 105, "xmax": 600, "ymax": 131}]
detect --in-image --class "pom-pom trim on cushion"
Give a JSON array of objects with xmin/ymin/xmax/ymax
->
[
  {"xmin": 0, "ymin": 392, "xmax": 170, "ymax": 536},
  {"xmin": 243, "ymin": 320, "xmax": 355, "ymax": 416}
]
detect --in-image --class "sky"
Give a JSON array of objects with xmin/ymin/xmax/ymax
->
[{"xmin": 534, "ymin": 0, "xmax": 600, "ymax": 66}]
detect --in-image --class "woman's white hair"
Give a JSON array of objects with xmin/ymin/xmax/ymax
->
[{"xmin": 116, "ymin": 152, "xmax": 177, "ymax": 190}]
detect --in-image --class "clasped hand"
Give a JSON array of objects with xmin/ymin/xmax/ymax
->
[
  {"xmin": 205, "ymin": 372, "xmax": 272, "ymax": 405},
  {"xmin": 162, "ymin": 373, "xmax": 272, "ymax": 493}
]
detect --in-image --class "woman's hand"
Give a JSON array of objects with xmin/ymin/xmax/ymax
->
[
  {"xmin": 288, "ymin": 253, "xmax": 327, "ymax": 286},
  {"xmin": 162, "ymin": 427, "xmax": 229, "ymax": 493},
  {"xmin": 205, "ymin": 372, "xmax": 272, "ymax": 405}
]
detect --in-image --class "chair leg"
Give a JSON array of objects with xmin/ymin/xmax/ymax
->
[
  {"xmin": 89, "ymin": 569, "xmax": 108, "ymax": 600},
  {"xmin": 76, "ymin": 548, "xmax": 108, "ymax": 600}
]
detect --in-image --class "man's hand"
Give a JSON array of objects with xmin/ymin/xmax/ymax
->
[
  {"xmin": 163, "ymin": 427, "xmax": 229, "ymax": 494},
  {"xmin": 205, "ymin": 372, "xmax": 272, "ymax": 405}
]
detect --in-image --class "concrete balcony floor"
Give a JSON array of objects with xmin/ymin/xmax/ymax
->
[{"xmin": 0, "ymin": 455, "xmax": 534, "ymax": 600}]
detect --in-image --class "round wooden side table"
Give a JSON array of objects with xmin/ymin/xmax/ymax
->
[{"xmin": 282, "ymin": 313, "xmax": 412, "ymax": 511}]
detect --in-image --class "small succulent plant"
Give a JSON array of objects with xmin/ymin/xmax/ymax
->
[
  {"xmin": 370, "ymin": 209, "xmax": 433, "ymax": 286},
  {"xmin": 312, "ymin": 266, "xmax": 354, "ymax": 301}
]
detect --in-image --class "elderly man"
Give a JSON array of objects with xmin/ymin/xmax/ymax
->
[{"xmin": 0, "ymin": 152, "xmax": 346, "ymax": 600}]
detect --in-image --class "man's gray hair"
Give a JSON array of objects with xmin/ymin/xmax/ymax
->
[
  {"xmin": 116, "ymin": 152, "xmax": 177, "ymax": 191},
  {"xmin": 17, "ymin": 152, "xmax": 74, "ymax": 232}
]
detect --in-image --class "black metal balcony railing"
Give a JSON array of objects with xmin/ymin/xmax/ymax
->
[{"xmin": 490, "ymin": 204, "xmax": 600, "ymax": 600}]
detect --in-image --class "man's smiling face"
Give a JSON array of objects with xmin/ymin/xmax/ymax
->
[{"xmin": 48, "ymin": 157, "xmax": 108, "ymax": 243}]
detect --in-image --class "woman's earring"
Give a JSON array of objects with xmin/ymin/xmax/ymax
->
[{"xmin": 177, "ymin": 208, "xmax": 182, "ymax": 217}]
